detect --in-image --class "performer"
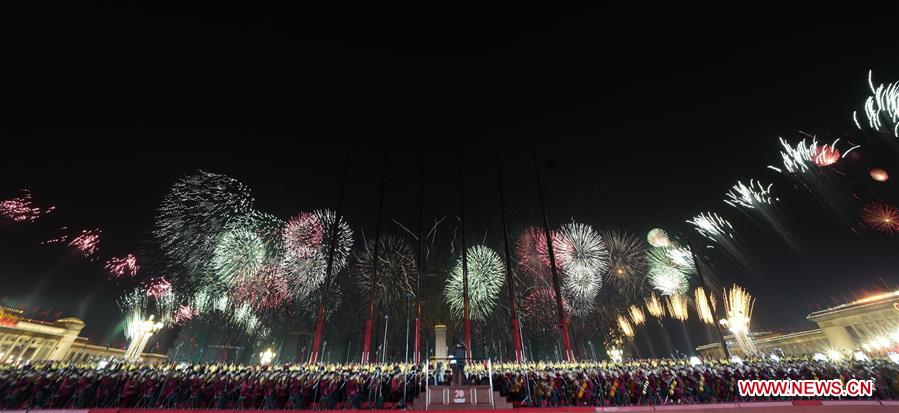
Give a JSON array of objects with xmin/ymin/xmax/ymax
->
[{"xmin": 450, "ymin": 341, "xmax": 467, "ymax": 385}]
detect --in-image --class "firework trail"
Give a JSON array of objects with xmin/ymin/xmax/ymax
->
[
  {"xmin": 0, "ymin": 189, "xmax": 55, "ymax": 223},
  {"xmin": 688, "ymin": 212, "xmax": 757, "ymax": 273},
  {"xmin": 69, "ymin": 228, "xmax": 102, "ymax": 259},
  {"xmin": 354, "ymin": 234, "xmax": 416, "ymax": 311},
  {"xmin": 694, "ymin": 286, "xmax": 716, "ymax": 325},
  {"xmin": 645, "ymin": 292, "xmax": 665, "ymax": 318},
  {"xmin": 854, "ymin": 70, "xmax": 899, "ymax": 138},
  {"xmin": 522, "ymin": 286, "xmax": 571, "ymax": 334},
  {"xmin": 628, "ymin": 304, "xmax": 645, "ymax": 326},
  {"xmin": 444, "ymin": 245, "xmax": 505, "ymax": 322},
  {"xmin": 721, "ymin": 285, "xmax": 756, "ymax": 354},
  {"xmin": 666, "ymin": 294, "xmax": 689, "ymax": 321},
  {"xmin": 616, "ymin": 315, "xmax": 635, "ymax": 338},
  {"xmin": 724, "ymin": 180, "xmax": 800, "ymax": 251},
  {"xmin": 767, "ymin": 135, "xmax": 860, "ymax": 224},
  {"xmin": 154, "ymin": 171, "xmax": 255, "ymax": 279},
  {"xmin": 861, "ymin": 201, "xmax": 899, "ymax": 234},
  {"xmin": 554, "ymin": 221, "xmax": 609, "ymax": 316},
  {"xmin": 646, "ymin": 228, "xmax": 671, "ymax": 248},
  {"xmin": 105, "ymin": 254, "xmax": 140, "ymax": 278},
  {"xmin": 647, "ymin": 247, "xmax": 690, "ymax": 296}
]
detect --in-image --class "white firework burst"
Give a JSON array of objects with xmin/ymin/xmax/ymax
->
[
  {"xmin": 855, "ymin": 70, "xmax": 899, "ymax": 137},
  {"xmin": 646, "ymin": 228, "xmax": 671, "ymax": 248},
  {"xmin": 555, "ymin": 221, "xmax": 609, "ymax": 315},
  {"xmin": 724, "ymin": 180, "xmax": 777, "ymax": 209},
  {"xmin": 444, "ymin": 245, "xmax": 505, "ymax": 321}
]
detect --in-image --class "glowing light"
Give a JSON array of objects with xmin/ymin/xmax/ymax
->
[
  {"xmin": 811, "ymin": 144, "xmax": 841, "ymax": 167},
  {"xmin": 688, "ymin": 212, "xmax": 735, "ymax": 240},
  {"xmin": 628, "ymin": 305, "xmax": 645, "ymax": 326},
  {"xmin": 0, "ymin": 189, "xmax": 54, "ymax": 223},
  {"xmin": 870, "ymin": 168, "xmax": 889, "ymax": 182},
  {"xmin": 554, "ymin": 221, "xmax": 609, "ymax": 315},
  {"xmin": 645, "ymin": 292, "xmax": 665, "ymax": 318},
  {"xmin": 104, "ymin": 254, "xmax": 140, "ymax": 278},
  {"xmin": 616, "ymin": 315, "xmax": 635, "ymax": 337},
  {"xmin": 694, "ymin": 286, "xmax": 716, "ymax": 325},
  {"xmin": 770, "ymin": 354, "xmax": 781, "ymax": 362},
  {"xmin": 689, "ymin": 356, "xmax": 701, "ymax": 366},
  {"xmin": 608, "ymin": 348, "xmax": 623, "ymax": 363},
  {"xmin": 724, "ymin": 180, "xmax": 776, "ymax": 210},
  {"xmin": 648, "ymin": 247, "xmax": 689, "ymax": 296},
  {"xmin": 444, "ymin": 245, "xmax": 505, "ymax": 321},
  {"xmin": 861, "ymin": 201, "xmax": 899, "ymax": 234},
  {"xmin": 853, "ymin": 351, "xmax": 869, "ymax": 361},
  {"xmin": 769, "ymin": 137, "xmax": 858, "ymax": 174},
  {"xmin": 259, "ymin": 348, "xmax": 276, "ymax": 365},
  {"xmin": 69, "ymin": 228, "xmax": 102, "ymax": 259},
  {"xmin": 646, "ymin": 228, "xmax": 671, "ymax": 248},
  {"xmin": 827, "ymin": 349, "xmax": 843, "ymax": 362},
  {"xmin": 730, "ymin": 356, "xmax": 743, "ymax": 365},
  {"xmin": 855, "ymin": 70, "xmax": 899, "ymax": 137},
  {"xmin": 145, "ymin": 278, "xmax": 173, "ymax": 298},
  {"xmin": 888, "ymin": 353, "xmax": 899, "ymax": 364},
  {"xmin": 813, "ymin": 352, "xmax": 827, "ymax": 361},
  {"xmin": 666, "ymin": 294, "xmax": 689, "ymax": 321},
  {"xmin": 603, "ymin": 230, "xmax": 648, "ymax": 280},
  {"xmin": 212, "ymin": 223, "xmax": 267, "ymax": 285}
]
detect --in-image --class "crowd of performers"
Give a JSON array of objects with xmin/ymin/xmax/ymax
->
[{"xmin": 2, "ymin": 355, "xmax": 899, "ymax": 409}]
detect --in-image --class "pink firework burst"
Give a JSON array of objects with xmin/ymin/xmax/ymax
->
[
  {"xmin": 515, "ymin": 227, "xmax": 553, "ymax": 280},
  {"xmin": 232, "ymin": 264, "xmax": 290, "ymax": 311},
  {"xmin": 522, "ymin": 287, "xmax": 571, "ymax": 334},
  {"xmin": 145, "ymin": 277, "xmax": 173, "ymax": 298},
  {"xmin": 104, "ymin": 254, "xmax": 140, "ymax": 278},
  {"xmin": 173, "ymin": 305, "xmax": 196, "ymax": 324},
  {"xmin": 283, "ymin": 212, "xmax": 324, "ymax": 259},
  {"xmin": 69, "ymin": 228, "xmax": 102, "ymax": 258},
  {"xmin": 861, "ymin": 202, "xmax": 899, "ymax": 234},
  {"xmin": 811, "ymin": 144, "xmax": 841, "ymax": 167},
  {"xmin": 0, "ymin": 189, "xmax": 55, "ymax": 223}
]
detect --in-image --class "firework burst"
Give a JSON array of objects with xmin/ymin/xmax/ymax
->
[
  {"xmin": 647, "ymin": 247, "xmax": 690, "ymax": 296},
  {"xmin": 861, "ymin": 201, "xmax": 899, "ymax": 234},
  {"xmin": 854, "ymin": 70, "xmax": 899, "ymax": 137},
  {"xmin": 232, "ymin": 264, "xmax": 291, "ymax": 311},
  {"xmin": 154, "ymin": 171, "xmax": 255, "ymax": 276},
  {"xmin": 0, "ymin": 189, "xmax": 54, "ymax": 223},
  {"xmin": 283, "ymin": 212, "xmax": 324, "ymax": 259},
  {"xmin": 666, "ymin": 294, "xmax": 689, "ymax": 321},
  {"xmin": 173, "ymin": 305, "xmax": 196, "ymax": 324},
  {"xmin": 515, "ymin": 226, "xmax": 552, "ymax": 280},
  {"xmin": 721, "ymin": 285, "xmax": 756, "ymax": 354},
  {"xmin": 69, "ymin": 228, "xmax": 102, "ymax": 259},
  {"xmin": 555, "ymin": 221, "xmax": 608, "ymax": 315},
  {"xmin": 212, "ymin": 222, "xmax": 267, "ymax": 285},
  {"xmin": 444, "ymin": 245, "xmax": 505, "ymax": 322},
  {"xmin": 688, "ymin": 212, "xmax": 756, "ymax": 272},
  {"xmin": 870, "ymin": 168, "xmax": 889, "ymax": 182},
  {"xmin": 645, "ymin": 292, "xmax": 665, "ymax": 318},
  {"xmin": 354, "ymin": 234, "xmax": 416, "ymax": 311},
  {"xmin": 603, "ymin": 230, "xmax": 648, "ymax": 282},
  {"xmin": 522, "ymin": 287, "xmax": 571, "ymax": 334},
  {"xmin": 724, "ymin": 179, "xmax": 800, "ymax": 251},
  {"xmin": 694, "ymin": 286, "xmax": 716, "ymax": 325},
  {"xmin": 646, "ymin": 228, "xmax": 671, "ymax": 248},
  {"xmin": 105, "ymin": 254, "xmax": 140, "ymax": 278}
]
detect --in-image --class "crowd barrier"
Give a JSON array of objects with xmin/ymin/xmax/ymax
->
[{"xmin": 3, "ymin": 401, "xmax": 899, "ymax": 413}]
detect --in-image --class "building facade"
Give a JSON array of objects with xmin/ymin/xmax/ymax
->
[
  {"xmin": 0, "ymin": 307, "xmax": 165, "ymax": 364},
  {"xmin": 696, "ymin": 290, "xmax": 899, "ymax": 358}
]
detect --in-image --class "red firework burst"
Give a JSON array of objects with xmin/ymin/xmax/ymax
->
[
  {"xmin": 69, "ymin": 228, "xmax": 102, "ymax": 259},
  {"xmin": 515, "ymin": 227, "xmax": 568, "ymax": 281},
  {"xmin": 812, "ymin": 145, "xmax": 840, "ymax": 167},
  {"xmin": 0, "ymin": 189, "xmax": 55, "ymax": 223},
  {"xmin": 232, "ymin": 264, "xmax": 290, "ymax": 311},
  {"xmin": 283, "ymin": 212, "xmax": 324, "ymax": 258},
  {"xmin": 861, "ymin": 202, "xmax": 899, "ymax": 234},
  {"xmin": 145, "ymin": 277, "xmax": 172, "ymax": 298},
  {"xmin": 173, "ymin": 305, "xmax": 196, "ymax": 324},
  {"xmin": 522, "ymin": 287, "xmax": 571, "ymax": 334}
]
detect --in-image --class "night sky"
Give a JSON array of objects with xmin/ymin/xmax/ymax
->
[{"xmin": 2, "ymin": 4, "xmax": 899, "ymax": 357}]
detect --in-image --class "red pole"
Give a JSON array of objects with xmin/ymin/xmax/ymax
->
[
  {"xmin": 361, "ymin": 155, "xmax": 387, "ymax": 364},
  {"xmin": 309, "ymin": 153, "xmax": 350, "ymax": 364},
  {"xmin": 413, "ymin": 155, "xmax": 424, "ymax": 365},
  {"xmin": 459, "ymin": 154, "xmax": 472, "ymax": 358},
  {"xmin": 534, "ymin": 152, "xmax": 575, "ymax": 362},
  {"xmin": 496, "ymin": 152, "xmax": 523, "ymax": 362}
]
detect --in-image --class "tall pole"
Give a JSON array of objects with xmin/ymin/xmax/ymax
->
[
  {"xmin": 413, "ymin": 154, "xmax": 424, "ymax": 365},
  {"xmin": 534, "ymin": 152, "xmax": 575, "ymax": 362},
  {"xmin": 362, "ymin": 154, "xmax": 387, "ymax": 364},
  {"xmin": 687, "ymin": 238, "xmax": 731, "ymax": 359},
  {"xmin": 382, "ymin": 315, "xmax": 390, "ymax": 362},
  {"xmin": 496, "ymin": 152, "xmax": 523, "ymax": 363},
  {"xmin": 309, "ymin": 153, "xmax": 350, "ymax": 364},
  {"xmin": 459, "ymin": 154, "xmax": 472, "ymax": 358}
]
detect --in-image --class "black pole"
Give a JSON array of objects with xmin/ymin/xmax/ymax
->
[
  {"xmin": 362, "ymin": 154, "xmax": 387, "ymax": 363},
  {"xmin": 686, "ymin": 238, "xmax": 731, "ymax": 359},
  {"xmin": 414, "ymin": 153, "xmax": 424, "ymax": 364},
  {"xmin": 496, "ymin": 152, "xmax": 524, "ymax": 362},
  {"xmin": 459, "ymin": 153, "xmax": 472, "ymax": 356}
]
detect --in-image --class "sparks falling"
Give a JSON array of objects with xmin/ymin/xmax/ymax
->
[
  {"xmin": 617, "ymin": 315, "xmax": 635, "ymax": 338},
  {"xmin": 666, "ymin": 294, "xmax": 689, "ymax": 321},
  {"xmin": 104, "ymin": 254, "xmax": 140, "ymax": 278},
  {"xmin": 694, "ymin": 286, "xmax": 716, "ymax": 325},
  {"xmin": 854, "ymin": 70, "xmax": 899, "ymax": 137},
  {"xmin": 645, "ymin": 292, "xmax": 665, "ymax": 318},
  {"xmin": 628, "ymin": 304, "xmax": 646, "ymax": 326},
  {"xmin": 0, "ymin": 189, "xmax": 55, "ymax": 223},
  {"xmin": 724, "ymin": 180, "xmax": 776, "ymax": 209},
  {"xmin": 721, "ymin": 285, "xmax": 757, "ymax": 354}
]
